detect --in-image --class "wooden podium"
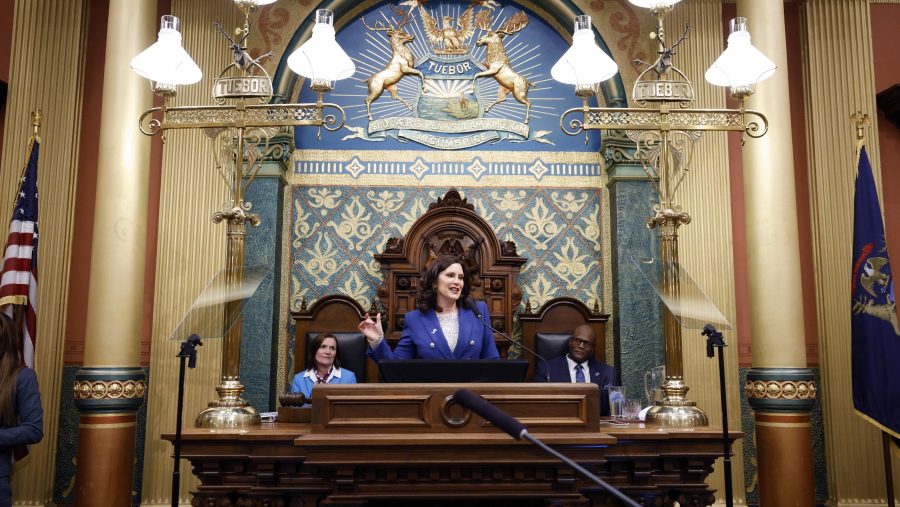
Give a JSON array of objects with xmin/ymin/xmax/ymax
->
[{"xmin": 167, "ymin": 384, "xmax": 738, "ymax": 506}]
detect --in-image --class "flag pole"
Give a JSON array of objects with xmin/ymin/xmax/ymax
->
[{"xmin": 850, "ymin": 110, "xmax": 896, "ymax": 507}]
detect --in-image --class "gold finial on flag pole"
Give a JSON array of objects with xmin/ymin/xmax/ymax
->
[
  {"xmin": 850, "ymin": 111, "xmax": 869, "ymax": 142},
  {"xmin": 31, "ymin": 110, "xmax": 42, "ymax": 138}
]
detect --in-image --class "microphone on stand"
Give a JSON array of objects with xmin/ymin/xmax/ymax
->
[
  {"xmin": 453, "ymin": 389, "xmax": 641, "ymax": 507},
  {"xmin": 474, "ymin": 302, "xmax": 551, "ymax": 381}
]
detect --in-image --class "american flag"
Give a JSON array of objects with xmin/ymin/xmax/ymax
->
[{"xmin": 0, "ymin": 138, "xmax": 39, "ymax": 368}]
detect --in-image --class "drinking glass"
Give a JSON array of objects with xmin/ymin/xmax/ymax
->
[{"xmin": 608, "ymin": 386, "xmax": 626, "ymax": 418}]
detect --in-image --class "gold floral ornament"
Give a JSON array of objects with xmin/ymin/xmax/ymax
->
[
  {"xmin": 296, "ymin": 232, "xmax": 349, "ymax": 286},
  {"xmin": 73, "ymin": 380, "xmax": 148, "ymax": 400},
  {"xmin": 515, "ymin": 198, "xmax": 560, "ymax": 250},
  {"xmin": 327, "ymin": 196, "xmax": 373, "ymax": 251},
  {"xmin": 552, "ymin": 237, "xmax": 592, "ymax": 290},
  {"xmin": 490, "ymin": 190, "xmax": 527, "ymax": 218},
  {"xmin": 523, "ymin": 272, "xmax": 560, "ymax": 306},
  {"xmin": 367, "ymin": 190, "xmax": 406, "ymax": 216},
  {"xmin": 550, "ymin": 191, "xmax": 589, "ymax": 219}
]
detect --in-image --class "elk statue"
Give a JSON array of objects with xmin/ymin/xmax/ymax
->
[
  {"xmin": 363, "ymin": 5, "xmax": 428, "ymax": 121},
  {"xmin": 471, "ymin": 10, "xmax": 534, "ymax": 123}
]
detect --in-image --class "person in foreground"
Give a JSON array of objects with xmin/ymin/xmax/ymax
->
[
  {"xmin": 0, "ymin": 312, "xmax": 43, "ymax": 506},
  {"xmin": 534, "ymin": 324, "xmax": 617, "ymax": 416},
  {"xmin": 290, "ymin": 333, "xmax": 357, "ymax": 401},
  {"xmin": 359, "ymin": 254, "xmax": 500, "ymax": 360}
]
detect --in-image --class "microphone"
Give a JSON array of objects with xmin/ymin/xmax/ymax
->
[
  {"xmin": 475, "ymin": 305, "xmax": 551, "ymax": 382},
  {"xmin": 453, "ymin": 388, "xmax": 527, "ymax": 439},
  {"xmin": 452, "ymin": 389, "xmax": 641, "ymax": 507}
]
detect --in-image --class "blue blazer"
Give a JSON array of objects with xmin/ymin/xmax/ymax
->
[
  {"xmin": 0, "ymin": 367, "xmax": 43, "ymax": 478},
  {"xmin": 369, "ymin": 300, "xmax": 500, "ymax": 360},
  {"xmin": 290, "ymin": 367, "xmax": 357, "ymax": 401},
  {"xmin": 534, "ymin": 355, "xmax": 617, "ymax": 416}
]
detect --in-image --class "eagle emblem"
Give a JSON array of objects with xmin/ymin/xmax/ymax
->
[{"xmin": 418, "ymin": 4, "xmax": 477, "ymax": 54}]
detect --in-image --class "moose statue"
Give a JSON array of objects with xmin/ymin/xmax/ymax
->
[
  {"xmin": 471, "ymin": 10, "xmax": 534, "ymax": 124},
  {"xmin": 362, "ymin": 5, "xmax": 428, "ymax": 121}
]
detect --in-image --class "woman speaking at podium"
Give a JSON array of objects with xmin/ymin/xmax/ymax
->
[{"xmin": 359, "ymin": 255, "xmax": 500, "ymax": 360}]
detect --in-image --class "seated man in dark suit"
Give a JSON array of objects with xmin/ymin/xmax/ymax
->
[{"xmin": 534, "ymin": 324, "xmax": 617, "ymax": 416}]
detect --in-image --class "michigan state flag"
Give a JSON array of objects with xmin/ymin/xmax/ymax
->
[{"xmin": 851, "ymin": 146, "xmax": 899, "ymax": 437}]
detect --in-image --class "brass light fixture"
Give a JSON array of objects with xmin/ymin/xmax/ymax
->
[
  {"xmin": 132, "ymin": 0, "xmax": 355, "ymax": 428},
  {"xmin": 553, "ymin": 1, "xmax": 775, "ymax": 427}
]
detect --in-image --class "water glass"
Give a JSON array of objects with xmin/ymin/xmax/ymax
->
[{"xmin": 608, "ymin": 385, "xmax": 626, "ymax": 418}]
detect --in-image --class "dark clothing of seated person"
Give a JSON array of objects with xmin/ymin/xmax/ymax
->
[
  {"xmin": 360, "ymin": 255, "xmax": 500, "ymax": 360},
  {"xmin": 534, "ymin": 324, "xmax": 617, "ymax": 416},
  {"xmin": 0, "ymin": 313, "xmax": 44, "ymax": 506},
  {"xmin": 290, "ymin": 333, "xmax": 357, "ymax": 402}
]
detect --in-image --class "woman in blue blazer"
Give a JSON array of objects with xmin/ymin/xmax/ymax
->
[
  {"xmin": 360, "ymin": 255, "xmax": 500, "ymax": 360},
  {"xmin": 0, "ymin": 313, "xmax": 43, "ymax": 506},
  {"xmin": 290, "ymin": 333, "xmax": 357, "ymax": 402}
]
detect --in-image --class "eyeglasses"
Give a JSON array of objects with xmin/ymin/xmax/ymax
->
[{"xmin": 570, "ymin": 337, "xmax": 593, "ymax": 348}]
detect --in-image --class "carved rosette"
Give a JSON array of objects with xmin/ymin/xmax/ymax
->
[
  {"xmin": 73, "ymin": 366, "xmax": 147, "ymax": 413},
  {"xmin": 745, "ymin": 367, "xmax": 817, "ymax": 413}
]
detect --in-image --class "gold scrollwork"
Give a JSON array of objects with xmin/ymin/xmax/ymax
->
[
  {"xmin": 73, "ymin": 379, "xmax": 147, "ymax": 400},
  {"xmin": 744, "ymin": 379, "xmax": 817, "ymax": 400}
]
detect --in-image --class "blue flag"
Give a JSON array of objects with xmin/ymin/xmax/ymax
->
[{"xmin": 851, "ymin": 146, "xmax": 899, "ymax": 438}]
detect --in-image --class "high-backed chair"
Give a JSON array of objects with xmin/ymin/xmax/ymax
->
[
  {"xmin": 374, "ymin": 188, "xmax": 527, "ymax": 357},
  {"xmin": 290, "ymin": 294, "xmax": 377, "ymax": 384},
  {"xmin": 519, "ymin": 297, "xmax": 610, "ymax": 381}
]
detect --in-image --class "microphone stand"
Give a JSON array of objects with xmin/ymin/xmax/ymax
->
[
  {"xmin": 702, "ymin": 324, "xmax": 733, "ymax": 507},
  {"xmin": 476, "ymin": 307, "xmax": 551, "ymax": 381},
  {"xmin": 453, "ymin": 388, "xmax": 640, "ymax": 507},
  {"xmin": 172, "ymin": 334, "xmax": 202, "ymax": 507}
]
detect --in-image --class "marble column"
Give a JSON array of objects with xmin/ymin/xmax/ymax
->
[
  {"xmin": 73, "ymin": 0, "xmax": 154, "ymax": 505},
  {"xmin": 736, "ymin": 1, "xmax": 816, "ymax": 505},
  {"xmin": 604, "ymin": 131, "xmax": 665, "ymax": 402}
]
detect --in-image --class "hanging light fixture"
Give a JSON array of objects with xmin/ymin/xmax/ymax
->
[
  {"xmin": 132, "ymin": 0, "xmax": 352, "ymax": 429},
  {"xmin": 553, "ymin": 2, "xmax": 774, "ymax": 433},
  {"xmin": 288, "ymin": 9, "xmax": 357, "ymax": 91},
  {"xmin": 130, "ymin": 15, "xmax": 202, "ymax": 92},
  {"xmin": 550, "ymin": 15, "xmax": 618, "ymax": 98},
  {"xmin": 705, "ymin": 17, "xmax": 777, "ymax": 99}
]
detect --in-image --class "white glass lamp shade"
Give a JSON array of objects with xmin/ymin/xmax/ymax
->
[
  {"xmin": 628, "ymin": 0, "xmax": 682, "ymax": 9},
  {"xmin": 551, "ymin": 16, "xmax": 618, "ymax": 86},
  {"xmin": 130, "ymin": 15, "xmax": 202, "ymax": 86},
  {"xmin": 287, "ymin": 9, "xmax": 356, "ymax": 83},
  {"xmin": 705, "ymin": 18, "xmax": 776, "ymax": 88}
]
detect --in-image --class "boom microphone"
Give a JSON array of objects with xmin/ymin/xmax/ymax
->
[
  {"xmin": 475, "ymin": 307, "xmax": 551, "ymax": 382},
  {"xmin": 453, "ymin": 388, "xmax": 527, "ymax": 439},
  {"xmin": 453, "ymin": 389, "xmax": 641, "ymax": 507}
]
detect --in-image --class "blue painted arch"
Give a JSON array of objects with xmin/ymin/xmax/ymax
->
[{"xmin": 271, "ymin": 0, "xmax": 629, "ymax": 110}]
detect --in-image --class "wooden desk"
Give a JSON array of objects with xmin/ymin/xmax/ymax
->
[{"xmin": 167, "ymin": 384, "xmax": 739, "ymax": 507}]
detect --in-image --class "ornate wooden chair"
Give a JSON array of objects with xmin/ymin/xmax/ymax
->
[
  {"xmin": 518, "ymin": 297, "xmax": 610, "ymax": 380},
  {"xmin": 374, "ymin": 188, "xmax": 527, "ymax": 357}
]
